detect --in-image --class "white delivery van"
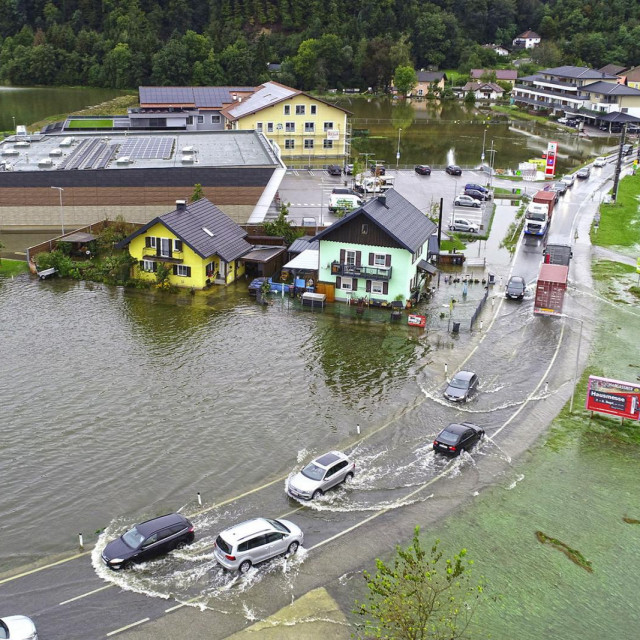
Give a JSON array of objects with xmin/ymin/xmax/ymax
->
[{"xmin": 328, "ymin": 193, "xmax": 363, "ymax": 212}]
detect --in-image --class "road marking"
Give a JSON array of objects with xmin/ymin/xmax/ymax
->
[
  {"xmin": 106, "ymin": 618, "xmax": 150, "ymax": 636},
  {"xmin": 59, "ymin": 584, "xmax": 114, "ymax": 605},
  {"xmin": 165, "ymin": 596, "xmax": 201, "ymax": 613},
  {"xmin": 0, "ymin": 550, "xmax": 92, "ymax": 585}
]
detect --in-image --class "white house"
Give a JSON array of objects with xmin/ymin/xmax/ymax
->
[{"xmin": 513, "ymin": 30, "xmax": 541, "ymax": 49}]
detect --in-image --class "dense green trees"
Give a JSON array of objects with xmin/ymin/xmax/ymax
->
[{"xmin": 0, "ymin": 0, "xmax": 639, "ymax": 89}]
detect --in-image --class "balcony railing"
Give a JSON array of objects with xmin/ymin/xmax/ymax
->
[
  {"xmin": 142, "ymin": 248, "xmax": 183, "ymax": 262},
  {"xmin": 330, "ymin": 261, "xmax": 392, "ymax": 281}
]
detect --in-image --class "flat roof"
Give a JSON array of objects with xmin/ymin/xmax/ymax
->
[{"xmin": 0, "ymin": 130, "xmax": 283, "ymax": 173}]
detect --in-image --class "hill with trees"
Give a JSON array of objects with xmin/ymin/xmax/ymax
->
[{"xmin": 0, "ymin": 0, "xmax": 639, "ymax": 89}]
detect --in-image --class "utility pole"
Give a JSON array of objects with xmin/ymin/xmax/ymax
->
[
  {"xmin": 396, "ymin": 128, "xmax": 402, "ymax": 170},
  {"xmin": 612, "ymin": 123, "xmax": 627, "ymax": 202}
]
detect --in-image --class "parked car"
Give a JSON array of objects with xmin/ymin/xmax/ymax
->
[
  {"xmin": 551, "ymin": 181, "xmax": 568, "ymax": 196},
  {"xmin": 443, "ymin": 370, "xmax": 479, "ymax": 402},
  {"xmin": 454, "ymin": 194, "xmax": 481, "ymax": 208},
  {"xmin": 287, "ymin": 451, "xmax": 355, "ymax": 500},
  {"xmin": 576, "ymin": 167, "xmax": 590, "ymax": 179},
  {"xmin": 449, "ymin": 217, "xmax": 479, "ymax": 233},
  {"xmin": 464, "ymin": 183, "xmax": 491, "ymax": 198},
  {"xmin": 214, "ymin": 517, "xmax": 303, "ymax": 573},
  {"xmin": 414, "ymin": 164, "xmax": 432, "ymax": 175},
  {"xmin": 445, "ymin": 164, "xmax": 462, "ymax": 176},
  {"xmin": 593, "ymin": 156, "xmax": 607, "ymax": 167},
  {"xmin": 0, "ymin": 616, "xmax": 37, "ymax": 640},
  {"xmin": 370, "ymin": 164, "xmax": 386, "ymax": 175},
  {"xmin": 344, "ymin": 163, "xmax": 354, "ymax": 175},
  {"xmin": 622, "ymin": 143, "xmax": 633, "ymax": 156},
  {"xmin": 332, "ymin": 187, "xmax": 359, "ymax": 196},
  {"xmin": 557, "ymin": 117, "xmax": 568, "ymax": 124},
  {"xmin": 464, "ymin": 188, "xmax": 489, "ymax": 201},
  {"xmin": 560, "ymin": 174, "xmax": 575, "ymax": 187},
  {"xmin": 101, "ymin": 513, "xmax": 194, "ymax": 570},
  {"xmin": 433, "ymin": 423, "xmax": 484, "ymax": 456},
  {"xmin": 505, "ymin": 276, "xmax": 526, "ymax": 300},
  {"xmin": 327, "ymin": 165, "xmax": 342, "ymax": 176}
]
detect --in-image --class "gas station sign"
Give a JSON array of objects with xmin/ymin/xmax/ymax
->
[{"xmin": 545, "ymin": 141, "xmax": 558, "ymax": 178}]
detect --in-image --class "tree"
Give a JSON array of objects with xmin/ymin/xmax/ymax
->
[
  {"xmin": 191, "ymin": 183, "xmax": 204, "ymax": 201},
  {"xmin": 354, "ymin": 528, "xmax": 485, "ymax": 640},
  {"xmin": 394, "ymin": 65, "xmax": 417, "ymax": 97},
  {"xmin": 263, "ymin": 202, "xmax": 303, "ymax": 245}
]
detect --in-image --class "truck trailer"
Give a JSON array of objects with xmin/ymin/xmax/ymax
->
[
  {"xmin": 524, "ymin": 190, "xmax": 556, "ymax": 237},
  {"xmin": 534, "ymin": 263, "xmax": 568, "ymax": 316}
]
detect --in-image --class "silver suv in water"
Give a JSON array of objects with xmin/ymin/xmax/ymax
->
[
  {"xmin": 213, "ymin": 518, "xmax": 303, "ymax": 573},
  {"xmin": 287, "ymin": 451, "xmax": 355, "ymax": 500}
]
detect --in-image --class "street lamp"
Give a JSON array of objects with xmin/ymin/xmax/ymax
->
[
  {"xmin": 51, "ymin": 186, "xmax": 65, "ymax": 235},
  {"xmin": 12, "ymin": 116, "xmax": 16, "ymax": 133},
  {"xmin": 561, "ymin": 314, "xmax": 585, "ymax": 414},
  {"xmin": 481, "ymin": 127, "xmax": 487, "ymax": 166},
  {"xmin": 396, "ymin": 127, "xmax": 402, "ymax": 170},
  {"xmin": 487, "ymin": 140, "xmax": 497, "ymax": 190}
]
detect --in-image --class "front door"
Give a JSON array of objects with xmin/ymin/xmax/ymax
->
[{"xmin": 219, "ymin": 261, "xmax": 226, "ymax": 280}]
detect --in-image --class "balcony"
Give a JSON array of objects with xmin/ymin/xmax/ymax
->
[
  {"xmin": 142, "ymin": 248, "xmax": 183, "ymax": 263},
  {"xmin": 330, "ymin": 261, "xmax": 392, "ymax": 281}
]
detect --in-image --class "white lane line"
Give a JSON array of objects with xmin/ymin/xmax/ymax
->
[
  {"xmin": 165, "ymin": 597, "xmax": 201, "ymax": 613},
  {"xmin": 0, "ymin": 551, "xmax": 92, "ymax": 585},
  {"xmin": 59, "ymin": 584, "xmax": 114, "ymax": 605},
  {"xmin": 106, "ymin": 618, "xmax": 150, "ymax": 636}
]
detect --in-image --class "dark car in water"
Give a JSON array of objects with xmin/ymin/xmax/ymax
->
[
  {"xmin": 101, "ymin": 513, "xmax": 194, "ymax": 570},
  {"xmin": 443, "ymin": 370, "xmax": 479, "ymax": 402},
  {"xmin": 464, "ymin": 188, "xmax": 490, "ymax": 201},
  {"xmin": 505, "ymin": 275, "xmax": 526, "ymax": 299},
  {"xmin": 414, "ymin": 164, "xmax": 432, "ymax": 175},
  {"xmin": 576, "ymin": 167, "xmax": 591, "ymax": 179},
  {"xmin": 433, "ymin": 423, "xmax": 484, "ymax": 456},
  {"xmin": 327, "ymin": 165, "xmax": 342, "ymax": 176},
  {"xmin": 446, "ymin": 164, "xmax": 462, "ymax": 176},
  {"xmin": 551, "ymin": 181, "xmax": 568, "ymax": 196}
]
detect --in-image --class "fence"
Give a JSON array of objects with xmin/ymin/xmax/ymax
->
[{"xmin": 469, "ymin": 286, "xmax": 489, "ymax": 330}]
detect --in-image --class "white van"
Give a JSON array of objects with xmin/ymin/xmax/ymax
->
[{"xmin": 328, "ymin": 193, "xmax": 363, "ymax": 212}]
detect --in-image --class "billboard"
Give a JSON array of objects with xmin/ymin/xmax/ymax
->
[
  {"xmin": 585, "ymin": 375, "xmax": 640, "ymax": 420},
  {"xmin": 545, "ymin": 142, "xmax": 558, "ymax": 178},
  {"xmin": 326, "ymin": 130, "xmax": 340, "ymax": 140}
]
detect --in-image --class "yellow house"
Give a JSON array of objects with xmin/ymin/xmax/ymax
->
[
  {"xmin": 221, "ymin": 82, "xmax": 351, "ymax": 159},
  {"xmin": 116, "ymin": 198, "xmax": 251, "ymax": 289}
]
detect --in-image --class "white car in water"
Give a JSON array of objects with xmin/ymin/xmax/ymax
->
[
  {"xmin": 287, "ymin": 451, "xmax": 355, "ymax": 500},
  {"xmin": 593, "ymin": 156, "xmax": 606, "ymax": 167}
]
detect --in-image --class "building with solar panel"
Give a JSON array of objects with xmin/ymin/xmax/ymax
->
[{"xmin": 0, "ymin": 129, "xmax": 286, "ymax": 229}]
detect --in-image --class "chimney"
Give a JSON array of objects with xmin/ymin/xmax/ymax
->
[
  {"xmin": 176, "ymin": 199, "xmax": 187, "ymax": 211},
  {"xmin": 377, "ymin": 193, "xmax": 387, "ymax": 206}
]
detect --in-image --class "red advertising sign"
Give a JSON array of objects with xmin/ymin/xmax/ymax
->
[
  {"xmin": 545, "ymin": 142, "xmax": 558, "ymax": 178},
  {"xmin": 585, "ymin": 376, "xmax": 640, "ymax": 420}
]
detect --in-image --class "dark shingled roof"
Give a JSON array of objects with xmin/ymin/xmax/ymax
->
[
  {"xmin": 116, "ymin": 198, "xmax": 252, "ymax": 262},
  {"xmin": 313, "ymin": 189, "xmax": 437, "ymax": 252},
  {"xmin": 541, "ymin": 66, "xmax": 617, "ymax": 81},
  {"xmin": 599, "ymin": 111, "xmax": 640, "ymax": 123},
  {"xmin": 289, "ymin": 237, "xmax": 320, "ymax": 253},
  {"xmin": 582, "ymin": 81, "xmax": 640, "ymax": 96},
  {"xmin": 417, "ymin": 71, "xmax": 447, "ymax": 83}
]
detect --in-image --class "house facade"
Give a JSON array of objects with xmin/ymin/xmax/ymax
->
[
  {"xmin": 625, "ymin": 66, "xmax": 640, "ymax": 91},
  {"xmin": 512, "ymin": 30, "xmax": 541, "ymax": 49},
  {"xmin": 462, "ymin": 82, "xmax": 504, "ymax": 101},
  {"xmin": 414, "ymin": 71, "xmax": 447, "ymax": 96},
  {"xmin": 116, "ymin": 198, "xmax": 252, "ymax": 289},
  {"xmin": 314, "ymin": 190, "xmax": 437, "ymax": 304}
]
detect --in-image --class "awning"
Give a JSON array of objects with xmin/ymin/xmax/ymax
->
[
  {"xmin": 241, "ymin": 246, "xmax": 286, "ymax": 263},
  {"xmin": 417, "ymin": 259, "xmax": 437, "ymax": 274},
  {"xmin": 58, "ymin": 232, "xmax": 97, "ymax": 243},
  {"xmin": 283, "ymin": 249, "xmax": 319, "ymax": 271},
  {"xmin": 599, "ymin": 111, "xmax": 640, "ymax": 123}
]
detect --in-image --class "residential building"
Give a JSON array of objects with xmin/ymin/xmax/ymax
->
[
  {"xmin": 414, "ymin": 71, "xmax": 447, "ymax": 96},
  {"xmin": 482, "ymin": 44, "xmax": 510, "ymax": 56},
  {"xmin": 599, "ymin": 64, "xmax": 629, "ymax": 78},
  {"xmin": 626, "ymin": 66, "xmax": 640, "ymax": 90},
  {"xmin": 512, "ymin": 30, "xmax": 541, "ymax": 49},
  {"xmin": 512, "ymin": 65, "xmax": 640, "ymax": 119},
  {"xmin": 470, "ymin": 69, "xmax": 517, "ymax": 85},
  {"xmin": 314, "ymin": 190, "xmax": 437, "ymax": 305},
  {"xmin": 116, "ymin": 198, "xmax": 252, "ymax": 289},
  {"xmin": 462, "ymin": 82, "xmax": 505, "ymax": 101}
]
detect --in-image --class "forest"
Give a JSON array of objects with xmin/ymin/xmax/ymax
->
[{"xmin": 0, "ymin": 0, "xmax": 639, "ymax": 90}]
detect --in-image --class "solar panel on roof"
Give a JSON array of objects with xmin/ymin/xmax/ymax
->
[{"xmin": 118, "ymin": 137, "xmax": 174, "ymax": 159}]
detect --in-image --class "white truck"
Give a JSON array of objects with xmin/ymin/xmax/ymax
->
[
  {"xmin": 328, "ymin": 193, "xmax": 363, "ymax": 212},
  {"xmin": 524, "ymin": 202, "xmax": 549, "ymax": 236},
  {"xmin": 355, "ymin": 175, "xmax": 395, "ymax": 194}
]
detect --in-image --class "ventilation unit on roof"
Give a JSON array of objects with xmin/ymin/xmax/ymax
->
[
  {"xmin": 181, "ymin": 146, "xmax": 195, "ymax": 153},
  {"xmin": 2, "ymin": 147, "xmax": 19, "ymax": 156},
  {"xmin": 38, "ymin": 158, "xmax": 54, "ymax": 168},
  {"xmin": 181, "ymin": 155, "xmax": 194, "ymax": 164},
  {"xmin": 60, "ymin": 137, "xmax": 74, "ymax": 147},
  {"xmin": 15, "ymin": 140, "xmax": 30, "ymax": 147},
  {"xmin": 49, "ymin": 148, "xmax": 62, "ymax": 157},
  {"xmin": 116, "ymin": 156, "xmax": 132, "ymax": 164}
]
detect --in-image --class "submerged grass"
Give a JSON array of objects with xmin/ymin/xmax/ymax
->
[
  {"xmin": 0, "ymin": 259, "xmax": 29, "ymax": 277},
  {"xmin": 535, "ymin": 531, "xmax": 593, "ymax": 572},
  {"xmin": 592, "ymin": 173, "xmax": 640, "ymax": 247}
]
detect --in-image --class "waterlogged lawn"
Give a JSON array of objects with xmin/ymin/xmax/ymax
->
[
  {"xmin": 593, "ymin": 173, "xmax": 640, "ymax": 248},
  {"xmin": 0, "ymin": 259, "xmax": 29, "ymax": 277}
]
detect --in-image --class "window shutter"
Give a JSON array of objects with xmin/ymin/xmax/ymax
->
[
  {"xmin": 353, "ymin": 278, "xmax": 358, "ymax": 291},
  {"xmin": 156, "ymin": 240, "xmax": 160, "ymax": 256},
  {"xmin": 172, "ymin": 265, "xmax": 177, "ymax": 275},
  {"xmin": 336, "ymin": 276, "xmax": 342, "ymax": 289},
  {"xmin": 174, "ymin": 240, "xmax": 183, "ymax": 252},
  {"xmin": 186, "ymin": 266, "xmax": 191, "ymax": 277},
  {"xmin": 340, "ymin": 249, "xmax": 346, "ymax": 263},
  {"xmin": 368, "ymin": 252, "xmax": 374, "ymax": 266},
  {"xmin": 383, "ymin": 282, "xmax": 389, "ymax": 295},
  {"xmin": 385, "ymin": 254, "xmax": 392, "ymax": 267},
  {"xmin": 145, "ymin": 237, "xmax": 151, "ymax": 248},
  {"xmin": 152, "ymin": 262, "xmax": 157, "ymax": 273},
  {"xmin": 366, "ymin": 280, "xmax": 371, "ymax": 292},
  {"xmin": 356, "ymin": 251, "xmax": 361, "ymax": 267}
]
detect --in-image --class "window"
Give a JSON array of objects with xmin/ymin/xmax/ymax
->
[
  {"xmin": 256, "ymin": 122, "xmax": 263, "ymax": 131},
  {"xmin": 211, "ymin": 115, "xmax": 221, "ymax": 123},
  {"xmin": 295, "ymin": 105, "xmax": 305, "ymax": 115},
  {"xmin": 341, "ymin": 277, "xmax": 353, "ymax": 291},
  {"xmin": 371, "ymin": 281, "xmax": 384, "ymax": 295},
  {"xmin": 284, "ymin": 104, "xmax": 291, "ymax": 115},
  {"xmin": 285, "ymin": 122, "xmax": 295, "ymax": 132},
  {"xmin": 266, "ymin": 532, "xmax": 284, "ymax": 543},
  {"xmin": 206, "ymin": 261, "xmax": 216, "ymax": 277},
  {"xmin": 197, "ymin": 115, "xmax": 204, "ymax": 124},
  {"xmin": 305, "ymin": 122, "xmax": 315, "ymax": 132},
  {"xmin": 323, "ymin": 121, "xmax": 333, "ymax": 130},
  {"xmin": 174, "ymin": 265, "xmax": 191, "ymax": 277},
  {"xmin": 186, "ymin": 116, "xmax": 193, "ymax": 125},
  {"xmin": 145, "ymin": 236, "xmax": 157, "ymax": 249},
  {"xmin": 285, "ymin": 139, "xmax": 295, "ymax": 149},
  {"xmin": 174, "ymin": 240, "xmax": 183, "ymax": 252},
  {"xmin": 323, "ymin": 139, "xmax": 333, "ymax": 149},
  {"xmin": 267, "ymin": 122, "xmax": 274, "ymax": 133},
  {"xmin": 304, "ymin": 139, "xmax": 314, "ymax": 149},
  {"xmin": 142, "ymin": 260, "xmax": 156, "ymax": 272},
  {"xmin": 346, "ymin": 250, "xmax": 356, "ymax": 267},
  {"xmin": 374, "ymin": 253, "xmax": 386, "ymax": 267},
  {"xmin": 160, "ymin": 238, "xmax": 171, "ymax": 257},
  {"xmin": 361, "ymin": 224, "xmax": 368, "ymax": 235},
  {"xmin": 310, "ymin": 105, "xmax": 317, "ymax": 115}
]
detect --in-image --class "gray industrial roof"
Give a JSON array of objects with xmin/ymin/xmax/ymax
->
[
  {"xmin": 582, "ymin": 81, "xmax": 640, "ymax": 96},
  {"xmin": 314, "ymin": 190, "xmax": 437, "ymax": 253},
  {"xmin": 224, "ymin": 82, "xmax": 299, "ymax": 120},
  {"xmin": 139, "ymin": 86, "xmax": 255, "ymax": 108},
  {"xmin": 117, "ymin": 198, "xmax": 252, "ymax": 262},
  {"xmin": 542, "ymin": 66, "xmax": 617, "ymax": 80}
]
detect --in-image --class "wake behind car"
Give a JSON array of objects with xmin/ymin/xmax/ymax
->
[
  {"xmin": 446, "ymin": 164, "xmax": 462, "ymax": 176},
  {"xmin": 0, "ymin": 616, "xmax": 38, "ymax": 640},
  {"xmin": 443, "ymin": 370, "xmax": 479, "ymax": 402},
  {"xmin": 101, "ymin": 513, "xmax": 194, "ymax": 570},
  {"xmin": 287, "ymin": 451, "xmax": 355, "ymax": 500},
  {"xmin": 433, "ymin": 423, "xmax": 484, "ymax": 456},
  {"xmin": 414, "ymin": 164, "xmax": 432, "ymax": 175},
  {"xmin": 505, "ymin": 276, "xmax": 526, "ymax": 299},
  {"xmin": 214, "ymin": 517, "xmax": 303, "ymax": 573},
  {"xmin": 454, "ymin": 194, "xmax": 481, "ymax": 208}
]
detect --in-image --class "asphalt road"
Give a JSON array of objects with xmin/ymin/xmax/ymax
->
[{"xmin": 0, "ymin": 155, "xmax": 634, "ymax": 639}]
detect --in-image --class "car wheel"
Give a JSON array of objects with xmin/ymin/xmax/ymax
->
[
  {"xmin": 239, "ymin": 560, "xmax": 252, "ymax": 574},
  {"xmin": 287, "ymin": 541, "xmax": 299, "ymax": 555},
  {"xmin": 344, "ymin": 472, "xmax": 354, "ymax": 484},
  {"xmin": 312, "ymin": 489, "xmax": 323, "ymax": 500}
]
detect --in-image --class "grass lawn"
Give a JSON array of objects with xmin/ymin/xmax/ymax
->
[
  {"xmin": 592, "ymin": 173, "xmax": 640, "ymax": 247},
  {"xmin": 0, "ymin": 259, "xmax": 29, "ymax": 276},
  {"xmin": 67, "ymin": 119, "xmax": 113, "ymax": 129},
  {"xmin": 490, "ymin": 105, "xmax": 562, "ymax": 127}
]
